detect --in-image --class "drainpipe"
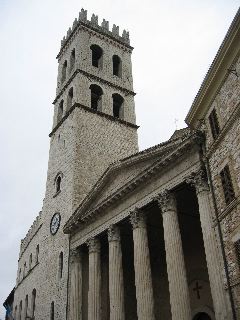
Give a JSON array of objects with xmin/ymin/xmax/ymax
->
[
  {"xmin": 202, "ymin": 142, "xmax": 237, "ymax": 320},
  {"xmin": 66, "ymin": 234, "xmax": 71, "ymax": 320}
]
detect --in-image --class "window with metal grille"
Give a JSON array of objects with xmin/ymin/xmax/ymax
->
[
  {"xmin": 220, "ymin": 165, "xmax": 235, "ymax": 205},
  {"xmin": 235, "ymin": 239, "xmax": 240, "ymax": 267},
  {"xmin": 209, "ymin": 108, "xmax": 220, "ymax": 139}
]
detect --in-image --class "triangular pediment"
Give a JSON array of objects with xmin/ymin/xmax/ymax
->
[{"xmin": 74, "ymin": 128, "xmax": 191, "ymax": 214}]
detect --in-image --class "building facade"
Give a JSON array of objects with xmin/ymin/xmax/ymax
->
[{"xmin": 9, "ymin": 8, "xmax": 240, "ymax": 320}]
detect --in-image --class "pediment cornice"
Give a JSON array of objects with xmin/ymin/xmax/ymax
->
[{"xmin": 63, "ymin": 130, "xmax": 204, "ymax": 234}]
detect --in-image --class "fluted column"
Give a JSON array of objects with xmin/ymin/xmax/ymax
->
[
  {"xmin": 130, "ymin": 209, "xmax": 155, "ymax": 320},
  {"xmin": 87, "ymin": 237, "xmax": 101, "ymax": 320},
  {"xmin": 108, "ymin": 225, "xmax": 125, "ymax": 320},
  {"xmin": 69, "ymin": 248, "xmax": 82, "ymax": 320},
  {"xmin": 187, "ymin": 170, "xmax": 228, "ymax": 320},
  {"xmin": 157, "ymin": 190, "xmax": 191, "ymax": 320}
]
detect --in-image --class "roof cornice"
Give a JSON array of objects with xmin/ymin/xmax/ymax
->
[{"xmin": 185, "ymin": 8, "xmax": 240, "ymax": 127}]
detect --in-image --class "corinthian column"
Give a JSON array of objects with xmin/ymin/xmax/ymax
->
[
  {"xmin": 108, "ymin": 225, "xmax": 125, "ymax": 320},
  {"xmin": 69, "ymin": 248, "xmax": 82, "ymax": 320},
  {"xmin": 130, "ymin": 209, "xmax": 155, "ymax": 320},
  {"xmin": 187, "ymin": 170, "xmax": 228, "ymax": 320},
  {"xmin": 87, "ymin": 237, "xmax": 101, "ymax": 320},
  {"xmin": 157, "ymin": 190, "xmax": 191, "ymax": 320}
]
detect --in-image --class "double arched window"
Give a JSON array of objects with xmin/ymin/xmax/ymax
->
[
  {"xmin": 57, "ymin": 100, "xmax": 64, "ymax": 122},
  {"xmin": 112, "ymin": 55, "xmax": 122, "ymax": 77},
  {"xmin": 90, "ymin": 44, "xmax": 103, "ymax": 68},
  {"xmin": 67, "ymin": 87, "xmax": 73, "ymax": 111},
  {"xmin": 70, "ymin": 49, "xmax": 75, "ymax": 71},
  {"xmin": 90, "ymin": 84, "xmax": 103, "ymax": 111},
  {"xmin": 112, "ymin": 94, "xmax": 124, "ymax": 119},
  {"xmin": 31, "ymin": 289, "xmax": 36, "ymax": 318},
  {"xmin": 55, "ymin": 172, "xmax": 63, "ymax": 194}
]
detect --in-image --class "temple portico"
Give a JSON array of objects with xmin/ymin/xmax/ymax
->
[{"xmin": 67, "ymin": 170, "xmax": 229, "ymax": 320}]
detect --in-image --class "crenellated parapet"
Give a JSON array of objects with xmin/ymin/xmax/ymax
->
[
  {"xmin": 58, "ymin": 8, "xmax": 131, "ymax": 57},
  {"xmin": 19, "ymin": 211, "xmax": 42, "ymax": 259}
]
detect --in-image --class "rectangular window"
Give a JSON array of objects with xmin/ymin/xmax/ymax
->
[
  {"xmin": 220, "ymin": 165, "xmax": 235, "ymax": 205},
  {"xmin": 235, "ymin": 239, "xmax": 240, "ymax": 267},
  {"xmin": 209, "ymin": 108, "xmax": 220, "ymax": 139}
]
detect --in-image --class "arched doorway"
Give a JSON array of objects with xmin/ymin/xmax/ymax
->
[{"xmin": 193, "ymin": 312, "xmax": 212, "ymax": 320}]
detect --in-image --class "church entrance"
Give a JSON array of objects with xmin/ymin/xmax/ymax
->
[{"xmin": 193, "ymin": 312, "xmax": 212, "ymax": 320}]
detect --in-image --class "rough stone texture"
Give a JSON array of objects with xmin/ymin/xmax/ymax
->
[
  {"xmin": 203, "ymin": 55, "xmax": 240, "ymax": 318},
  {"xmin": 13, "ymin": 15, "xmax": 138, "ymax": 320}
]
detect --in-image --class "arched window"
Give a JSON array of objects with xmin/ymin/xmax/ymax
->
[
  {"xmin": 56, "ymin": 176, "xmax": 61, "ymax": 193},
  {"xmin": 57, "ymin": 100, "xmax": 64, "ymax": 122},
  {"xmin": 14, "ymin": 306, "xmax": 17, "ymax": 320},
  {"xmin": 90, "ymin": 44, "xmax": 103, "ymax": 68},
  {"xmin": 50, "ymin": 301, "xmax": 54, "ymax": 320},
  {"xmin": 31, "ymin": 289, "xmax": 36, "ymax": 318},
  {"xmin": 112, "ymin": 55, "xmax": 121, "ymax": 77},
  {"xmin": 36, "ymin": 245, "xmax": 39, "ymax": 264},
  {"xmin": 61, "ymin": 60, "xmax": 67, "ymax": 83},
  {"xmin": 59, "ymin": 251, "xmax": 63, "ymax": 279},
  {"xmin": 24, "ymin": 295, "xmax": 28, "ymax": 319},
  {"xmin": 19, "ymin": 268, "xmax": 22, "ymax": 282},
  {"xmin": 90, "ymin": 84, "xmax": 103, "ymax": 111},
  {"xmin": 70, "ymin": 49, "xmax": 75, "ymax": 71},
  {"xmin": 67, "ymin": 87, "xmax": 73, "ymax": 111},
  {"xmin": 29, "ymin": 253, "xmax": 32, "ymax": 270},
  {"xmin": 112, "ymin": 94, "xmax": 124, "ymax": 119},
  {"xmin": 19, "ymin": 300, "xmax": 22, "ymax": 320},
  {"xmin": 23, "ymin": 262, "xmax": 27, "ymax": 277}
]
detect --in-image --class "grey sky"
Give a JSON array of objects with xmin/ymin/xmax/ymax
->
[{"xmin": 0, "ymin": 0, "xmax": 239, "ymax": 317}]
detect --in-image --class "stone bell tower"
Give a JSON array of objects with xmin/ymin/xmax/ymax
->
[
  {"xmin": 12, "ymin": 10, "xmax": 139, "ymax": 320},
  {"xmin": 48, "ymin": 8, "xmax": 139, "ymax": 213}
]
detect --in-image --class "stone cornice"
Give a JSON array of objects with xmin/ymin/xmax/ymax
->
[
  {"xmin": 53, "ymin": 68, "xmax": 136, "ymax": 105},
  {"xmin": 64, "ymin": 130, "xmax": 203, "ymax": 233},
  {"xmin": 185, "ymin": 8, "xmax": 240, "ymax": 127},
  {"xmin": 49, "ymin": 102, "xmax": 139, "ymax": 137}
]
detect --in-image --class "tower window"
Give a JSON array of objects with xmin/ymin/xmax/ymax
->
[
  {"xmin": 31, "ymin": 289, "xmax": 36, "ymax": 318},
  {"xmin": 19, "ymin": 300, "xmax": 22, "ymax": 320},
  {"xmin": 67, "ymin": 87, "xmax": 73, "ymax": 111},
  {"xmin": 23, "ymin": 262, "xmax": 27, "ymax": 277},
  {"xmin": 61, "ymin": 60, "xmax": 67, "ymax": 83},
  {"xmin": 90, "ymin": 44, "xmax": 103, "ymax": 68},
  {"xmin": 56, "ymin": 176, "xmax": 62, "ymax": 193},
  {"xmin": 112, "ymin": 55, "xmax": 121, "ymax": 77},
  {"xmin": 19, "ymin": 268, "xmax": 22, "ymax": 282},
  {"xmin": 51, "ymin": 301, "xmax": 54, "ymax": 320},
  {"xmin": 220, "ymin": 165, "xmax": 235, "ymax": 205},
  {"xmin": 24, "ymin": 295, "xmax": 28, "ymax": 319},
  {"xmin": 36, "ymin": 244, "xmax": 39, "ymax": 264},
  {"xmin": 57, "ymin": 100, "xmax": 64, "ymax": 122},
  {"xmin": 29, "ymin": 253, "xmax": 32, "ymax": 270},
  {"xmin": 59, "ymin": 251, "xmax": 63, "ymax": 279},
  {"xmin": 70, "ymin": 49, "xmax": 76, "ymax": 71},
  {"xmin": 112, "ymin": 93, "xmax": 124, "ymax": 119},
  {"xmin": 209, "ymin": 108, "xmax": 220, "ymax": 140},
  {"xmin": 90, "ymin": 84, "xmax": 103, "ymax": 111}
]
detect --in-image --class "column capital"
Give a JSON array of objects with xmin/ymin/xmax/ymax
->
[
  {"xmin": 186, "ymin": 169, "xmax": 209, "ymax": 194},
  {"xmin": 130, "ymin": 208, "xmax": 146, "ymax": 229},
  {"xmin": 87, "ymin": 237, "xmax": 100, "ymax": 253},
  {"xmin": 108, "ymin": 224, "xmax": 121, "ymax": 242},
  {"xmin": 155, "ymin": 190, "xmax": 176, "ymax": 214},
  {"xmin": 70, "ymin": 248, "xmax": 82, "ymax": 264}
]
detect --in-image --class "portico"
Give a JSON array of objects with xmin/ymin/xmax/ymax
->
[{"xmin": 65, "ymin": 130, "xmax": 230, "ymax": 320}]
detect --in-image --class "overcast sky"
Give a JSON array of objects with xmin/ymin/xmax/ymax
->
[{"xmin": 0, "ymin": 0, "xmax": 239, "ymax": 317}]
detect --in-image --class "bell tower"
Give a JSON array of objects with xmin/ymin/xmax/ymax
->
[{"xmin": 47, "ymin": 8, "xmax": 138, "ymax": 213}]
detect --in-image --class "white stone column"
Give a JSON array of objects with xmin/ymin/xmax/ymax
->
[
  {"xmin": 87, "ymin": 237, "xmax": 101, "ymax": 320},
  {"xmin": 157, "ymin": 190, "xmax": 192, "ymax": 320},
  {"xmin": 69, "ymin": 248, "xmax": 82, "ymax": 320},
  {"xmin": 108, "ymin": 225, "xmax": 125, "ymax": 320},
  {"xmin": 130, "ymin": 209, "xmax": 155, "ymax": 320},
  {"xmin": 187, "ymin": 170, "xmax": 228, "ymax": 320}
]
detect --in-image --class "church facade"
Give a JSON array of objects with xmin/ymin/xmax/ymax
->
[{"xmin": 10, "ymin": 8, "xmax": 240, "ymax": 320}]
